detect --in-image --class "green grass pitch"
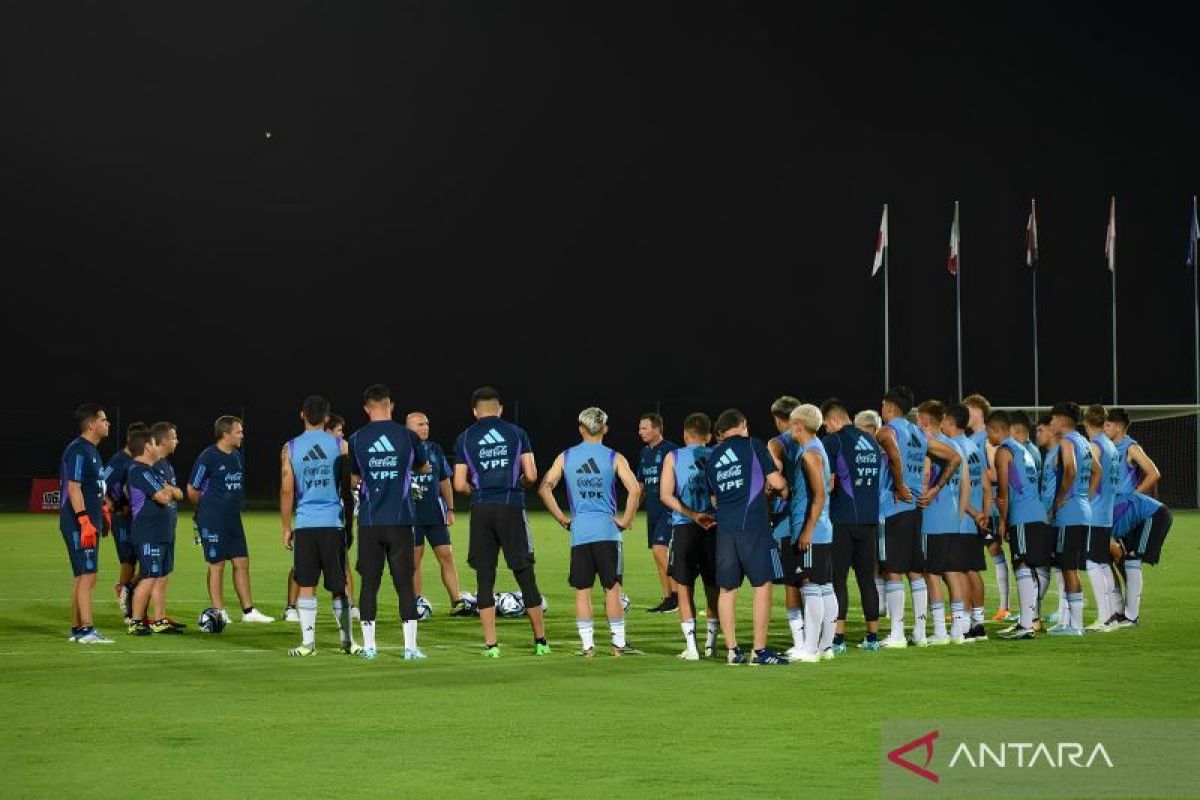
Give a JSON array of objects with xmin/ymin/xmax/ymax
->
[{"xmin": 0, "ymin": 511, "xmax": 1196, "ymax": 798}]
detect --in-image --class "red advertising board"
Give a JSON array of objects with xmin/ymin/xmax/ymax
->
[{"xmin": 29, "ymin": 478, "xmax": 61, "ymax": 513}]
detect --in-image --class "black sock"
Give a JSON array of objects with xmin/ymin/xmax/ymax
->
[
  {"xmin": 833, "ymin": 633, "xmax": 845, "ymax": 645},
  {"xmin": 242, "ymin": 606, "xmax": 254, "ymax": 614},
  {"xmin": 485, "ymin": 642, "xmax": 498, "ymax": 649},
  {"xmin": 535, "ymin": 637, "xmax": 548, "ymax": 646},
  {"xmin": 866, "ymin": 631, "xmax": 878, "ymax": 642}
]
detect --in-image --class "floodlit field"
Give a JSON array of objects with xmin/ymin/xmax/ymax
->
[{"xmin": 1, "ymin": 511, "xmax": 1195, "ymax": 798}]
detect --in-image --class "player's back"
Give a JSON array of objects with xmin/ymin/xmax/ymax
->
[
  {"xmin": 455, "ymin": 416, "xmax": 532, "ymax": 508},
  {"xmin": 669, "ymin": 444, "xmax": 715, "ymax": 526},
  {"xmin": 921, "ymin": 433, "xmax": 962, "ymax": 534},
  {"xmin": 705, "ymin": 436, "xmax": 775, "ymax": 535},
  {"xmin": 790, "ymin": 437, "xmax": 833, "ymax": 543},
  {"xmin": 1056, "ymin": 432, "xmax": 1093, "ymax": 526},
  {"xmin": 563, "ymin": 442, "xmax": 620, "ymax": 544},
  {"xmin": 350, "ymin": 420, "xmax": 425, "ymax": 526},
  {"xmin": 1113, "ymin": 435, "xmax": 1140, "ymax": 497},
  {"xmin": 1089, "ymin": 432, "xmax": 1121, "ymax": 526},
  {"xmin": 824, "ymin": 426, "xmax": 880, "ymax": 526},
  {"xmin": 880, "ymin": 417, "xmax": 925, "ymax": 517},
  {"xmin": 1001, "ymin": 437, "xmax": 1047, "ymax": 525},
  {"xmin": 288, "ymin": 429, "xmax": 344, "ymax": 529}
]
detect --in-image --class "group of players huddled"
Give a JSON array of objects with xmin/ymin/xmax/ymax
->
[{"xmin": 56, "ymin": 384, "xmax": 1171, "ymax": 665}]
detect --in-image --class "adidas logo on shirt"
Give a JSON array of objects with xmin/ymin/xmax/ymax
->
[
  {"xmin": 478, "ymin": 429, "xmax": 505, "ymax": 446},
  {"xmin": 855, "ymin": 437, "xmax": 875, "ymax": 452},
  {"xmin": 302, "ymin": 444, "xmax": 328, "ymax": 461},
  {"xmin": 715, "ymin": 449, "xmax": 740, "ymax": 468},
  {"xmin": 576, "ymin": 457, "xmax": 602, "ymax": 475},
  {"xmin": 367, "ymin": 435, "xmax": 396, "ymax": 453}
]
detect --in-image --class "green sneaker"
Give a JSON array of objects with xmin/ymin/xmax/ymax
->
[
  {"xmin": 533, "ymin": 642, "xmax": 551, "ymax": 656},
  {"xmin": 482, "ymin": 645, "xmax": 501, "ymax": 658}
]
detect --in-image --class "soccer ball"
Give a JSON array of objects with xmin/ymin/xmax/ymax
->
[
  {"xmin": 495, "ymin": 591, "xmax": 525, "ymax": 618},
  {"xmin": 198, "ymin": 607, "xmax": 226, "ymax": 634},
  {"xmin": 621, "ymin": 592, "xmax": 631, "ymax": 612},
  {"xmin": 416, "ymin": 595, "xmax": 433, "ymax": 621},
  {"xmin": 512, "ymin": 592, "xmax": 549, "ymax": 615},
  {"xmin": 459, "ymin": 591, "xmax": 478, "ymax": 614}
]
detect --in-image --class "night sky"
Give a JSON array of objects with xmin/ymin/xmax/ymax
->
[{"xmin": 2, "ymin": 3, "xmax": 1197, "ymax": 500}]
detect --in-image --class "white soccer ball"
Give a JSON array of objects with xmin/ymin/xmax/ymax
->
[
  {"xmin": 459, "ymin": 591, "xmax": 478, "ymax": 613},
  {"xmin": 621, "ymin": 592, "xmax": 631, "ymax": 613},
  {"xmin": 495, "ymin": 591, "xmax": 525, "ymax": 618},
  {"xmin": 198, "ymin": 607, "xmax": 226, "ymax": 634},
  {"xmin": 416, "ymin": 595, "xmax": 433, "ymax": 621},
  {"xmin": 511, "ymin": 592, "xmax": 548, "ymax": 615}
]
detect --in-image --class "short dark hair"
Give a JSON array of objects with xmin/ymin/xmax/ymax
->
[
  {"xmin": 682, "ymin": 412, "xmax": 711, "ymax": 437},
  {"xmin": 214, "ymin": 415, "xmax": 242, "ymax": 439},
  {"xmin": 639, "ymin": 413, "xmax": 663, "ymax": 430},
  {"xmin": 770, "ymin": 396, "xmax": 801, "ymax": 421},
  {"xmin": 1084, "ymin": 403, "xmax": 1107, "ymax": 429},
  {"xmin": 1050, "ymin": 401, "xmax": 1081, "ymax": 424},
  {"xmin": 883, "ymin": 385, "xmax": 915, "ymax": 415},
  {"xmin": 363, "ymin": 384, "xmax": 391, "ymax": 404},
  {"xmin": 945, "ymin": 404, "xmax": 970, "ymax": 431},
  {"xmin": 302, "ymin": 395, "xmax": 331, "ymax": 426},
  {"xmin": 471, "ymin": 386, "xmax": 501, "ymax": 408},
  {"xmin": 326, "ymin": 413, "xmax": 346, "ymax": 433},
  {"xmin": 74, "ymin": 403, "xmax": 105, "ymax": 432},
  {"xmin": 1037, "ymin": 413, "xmax": 1053, "ymax": 428},
  {"xmin": 986, "ymin": 409, "xmax": 1012, "ymax": 428},
  {"xmin": 1107, "ymin": 407, "xmax": 1131, "ymax": 426},
  {"xmin": 150, "ymin": 421, "xmax": 176, "ymax": 444},
  {"xmin": 1010, "ymin": 410, "xmax": 1034, "ymax": 433},
  {"xmin": 124, "ymin": 421, "xmax": 149, "ymax": 445},
  {"xmin": 820, "ymin": 398, "xmax": 850, "ymax": 420},
  {"xmin": 916, "ymin": 399, "xmax": 946, "ymax": 422},
  {"xmin": 127, "ymin": 428, "xmax": 152, "ymax": 457},
  {"xmin": 714, "ymin": 409, "xmax": 746, "ymax": 436}
]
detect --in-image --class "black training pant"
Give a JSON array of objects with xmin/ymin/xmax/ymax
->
[
  {"xmin": 356, "ymin": 525, "xmax": 418, "ymax": 622},
  {"xmin": 832, "ymin": 523, "xmax": 880, "ymax": 623}
]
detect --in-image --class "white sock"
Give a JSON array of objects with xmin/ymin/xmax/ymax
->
[
  {"xmin": 786, "ymin": 607, "xmax": 805, "ymax": 650},
  {"xmin": 360, "ymin": 619, "xmax": 376, "ymax": 650},
  {"xmin": 802, "ymin": 585, "xmax": 823, "ymax": 655},
  {"xmin": 971, "ymin": 606, "xmax": 984, "ymax": 625},
  {"xmin": 910, "ymin": 578, "xmax": 928, "ymax": 643},
  {"xmin": 1124, "ymin": 560, "xmax": 1143, "ymax": 621},
  {"xmin": 332, "ymin": 597, "xmax": 352, "ymax": 645},
  {"xmin": 680, "ymin": 618, "xmax": 697, "ymax": 651},
  {"xmin": 993, "ymin": 555, "xmax": 1010, "ymax": 610},
  {"xmin": 819, "ymin": 585, "xmax": 837, "ymax": 652},
  {"xmin": 1035, "ymin": 566, "xmax": 1051, "ymax": 617},
  {"xmin": 298, "ymin": 596, "xmax": 317, "ymax": 647},
  {"xmin": 931, "ymin": 601, "xmax": 946, "ymax": 638},
  {"xmin": 1055, "ymin": 569, "xmax": 1068, "ymax": 621},
  {"xmin": 705, "ymin": 618, "xmax": 718, "ymax": 649},
  {"xmin": 609, "ymin": 618, "xmax": 626, "ymax": 648},
  {"xmin": 1085, "ymin": 560, "xmax": 1111, "ymax": 624},
  {"xmin": 1109, "ymin": 567, "xmax": 1126, "ymax": 616},
  {"xmin": 1015, "ymin": 566, "xmax": 1037, "ymax": 630},
  {"xmin": 577, "ymin": 619, "xmax": 595, "ymax": 651},
  {"xmin": 403, "ymin": 620, "xmax": 417, "ymax": 651},
  {"xmin": 1068, "ymin": 591, "xmax": 1084, "ymax": 630},
  {"xmin": 886, "ymin": 581, "xmax": 905, "ymax": 640},
  {"xmin": 876, "ymin": 576, "xmax": 889, "ymax": 619},
  {"xmin": 950, "ymin": 601, "xmax": 966, "ymax": 637}
]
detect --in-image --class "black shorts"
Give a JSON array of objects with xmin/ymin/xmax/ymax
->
[
  {"xmin": 647, "ymin": 512, "xmax": 672, "ymax": 548},
  {"xmin": 1009, "ymin": 521, "xmax": 1055, "ymax": 567},
  {"xmin": 715, "ymin": 527, "xmax": 783, "ymax": 589},
  {"xmin": 967, "ymin": 529, "xmax": 987, "ymax": 571},
  {"xmin": 777, "ymin": 538, "xmax": 802, "ymax": 587},
  {"xmin": 1124, "ymin": 507, "xmax": 1172, "ymax": 564},
  {"xmin": 1053, "ymin": 525, "xmax": 1087, "ymax": 571},
  {"xmin": 569, "ymin": 541, "xmax": 623, "ymax": 590},
  {"xmin": 414, "ymin": 525, "xmax": 451, "ymax": 548},
  {"xmin": 467, "ymin": 503, "xmax": 534, "ymax": 572},
  {"xmin": 668, "ymin": 523, "xmax": 717, "ymax": 587},
  {"xmin": 1085, "ymin": 525, "xmax": 1113, "ymax": 564},
  {"xmin": 294, "ymin": 527, "xmax": 348, "ymax": 594},
  {"xmin": 923, "ymin": 534, "xmax": 960, "ymax": 574},
  {"xmin": 798, "ymin": 542, "xmax": 833, "ymax": 584},
  {"xmin": 879, "ymin": 510, "xmax": 923, "ymax": 574}
]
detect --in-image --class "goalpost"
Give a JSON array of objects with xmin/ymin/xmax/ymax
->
[{"xmin": 995, "ymin": 405, "xmax": 1200, "ymax": 509}]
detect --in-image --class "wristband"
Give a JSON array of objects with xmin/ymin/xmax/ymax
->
[{"xmin": 76, "ymin": 510, "xmax": 90, "ymax": 523}]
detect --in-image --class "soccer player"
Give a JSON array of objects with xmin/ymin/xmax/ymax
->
[
  {"xmin": 963, "ymin": 394, "xmax": 1010, "ymax": 622},
  {"xmin": 1047, "ymin": 401, "xmax": 1095, "ymax": 636},
  {"xmin": 788, "ymin": 404, "xmax": 837, "ymax": 663},
  {"xmin": 127, "ymin": 426, "xmax": 185, "ymax": 635},
  {"xmin": 856, "ymin": 407, "xmax": 889, "ymax": 609},
  {"xmin": 821, "ymin": 399, "xmax": 882, "ymax": 652},
  {"xmin": 944, "ymin": 404, "xmax": 992, "ymax": 642},
  {"xmin": 1081, "ymin": 404, "xmax": 1122, "ymax": 631},
  {"xmin": 1037, "ymin": 414, "xmax": 1066, "ymax": 625},
  {"xmin": 990, "ymin": 410, "xmax": 1049, "ymax": 639},
  {"xmin": 855, "ymin": 409, "xmax": 882, "ymax": 436},
  {"xmin": 1111, "ymin": 491, "xmax": 1172, "ymax": 626},
  {"xmin": 406, "ymin": 412, "xmax": 469, "ymax": 614},
  {"xmin": 659, "ymin": 412, "xmax": 720, "ymax": 660},
  {"xmin": 704, "ymin": 409, "xmax": 789, "ymax": 665},
  {"xmin": 60, "ymin": 403, "xmax": 113, "ymax": 643},
  {"xmin": 915, "ymin": 400, "xmax": 969, "ymax": 647},
  {"xmin": 188, "ymin": 415, "xmax": 273, "ymax": 624},
  {"xmin": 635, "ymin": 413, "xmax": 679, "ymax": 613},
  {"xmin": 453, "ymin": 387, "xmax": 548, "ymax": 658},
  {"xmin": 765, "ymin": 396, "xmax": 804, "ymax": 657},
  {"xmin": 1105, "ymin": 407, "xmax": 1162, "ymax": 625},
  {"xmin": 281, "ymin": 395, "xmax": 360, "ymax": 656},
  {"xmin": 349, "ymin": 385, "xmax": 431, "ymax": 660},
  {"xmin": 538, "ymin": 407, "xmax": 641, "ymax": 657},
  {"xmin": 103, "ymin": 420, "xmax": 148, "ymax": 622}
]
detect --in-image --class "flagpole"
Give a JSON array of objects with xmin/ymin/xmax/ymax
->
[
  {"xmin": 1112, "ymin": 227, "xmax": 1118, "ymax": 406},
  {"xmin": 884, "ymin": 209, "xmax": 890, "ymax": 394},
  {"xmin": 1031, "ymin": 198, "xmax": 1040, "ymax": 408},
  {"xmin": 1032, "ymin": 261, "xmax": 1039, "ymax": 408},
  {"xmin": 1192, "ymin": 195, "xmax": 1198, "ymax": 508},
  {"xmin": 955, "ymin": 203, "xmax": 963, "ymax": 399}
]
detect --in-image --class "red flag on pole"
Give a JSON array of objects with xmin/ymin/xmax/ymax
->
[
  {"xmin": 1105, "ymin": 196, "xmax": 1116, "ymax": 273},
  {"xmin": 1026, "ymin": 198, "xmax": 1039, "ymax": 268},
  {"xmin": 947, "ymin": 201, "xmax": 960, "ymax": 275},
  {"xmin": 872, "ymin": 204, "xmax": 888, "ymax": 276}
]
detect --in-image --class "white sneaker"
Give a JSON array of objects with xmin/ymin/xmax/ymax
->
[
  {"xmin": 784, "ymin": 646, "xmax": 806, "ymax": 661},
  {"xmin": 882, "ymin": 636, "xmax": 909, "ymax": 649},
  {"xmin": 77, "ymin": 629, "xmax": 114, "ymax": 644},
  {"xmin": 284, "ymin": 606, "xmax": 299, "ymax": 622},
  {"xmin": 792, "ymin": 651, "xmax": 820, "ymax": 663},
  {"xmin": 242, "ymin": 608, "xmax": 275, "ymax": 623},
  {"xmin": 926, "ymin": 635, "xmax": 951, "ymax": 646},
  {"xmin": 1085, "ymin": 620, "xmax": 1113, "ymax": 633},
  {"xmin": 677, "ymin": 648, "xmax": 700, "ymax": 661},
  {"xmin": 819, "ymin": 648, "xmax": 835, "ymax": 661},
  {"xmin": 219, "ymin": 609, "xmax": 231, "ymax": 625}
]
